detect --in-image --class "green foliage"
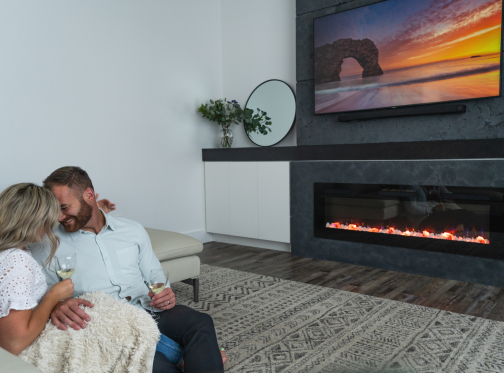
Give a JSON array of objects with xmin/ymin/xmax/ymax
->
[{"xmin": 198, "ymin": 99, "xmax": 272, "ymax": 135}]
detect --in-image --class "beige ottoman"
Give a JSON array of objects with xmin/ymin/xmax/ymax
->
[{"xmin": 145, "ymin": 228, "xmax": 203, "ymax": 301}]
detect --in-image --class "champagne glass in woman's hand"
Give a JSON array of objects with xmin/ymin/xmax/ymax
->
[
  {"xmin": 56, "ymin": 254, "xmax": 76, "ymax": 281},
  {"xmin": 147, "ymin": 269, "xmax": 169, "ymax": 320}
]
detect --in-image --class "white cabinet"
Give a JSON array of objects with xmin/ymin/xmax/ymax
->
[
  {"xmin": 258, "ymin": 162, "xmax": 290, "ymax": 243},
  {"xmin": 204, "ymin": 162, "xmax": 230, "ymax": 235},
  {"xmin": 229, "ymin": 162, "xmax": 259, "ymax": 239},
  {"xmin": 204, "ymin": 161, "xmax": 290, "ymax": 243}
]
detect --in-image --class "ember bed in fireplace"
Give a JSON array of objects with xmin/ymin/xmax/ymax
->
[{"xmin": 314, "ymin": 183, "xmax": 504, "ymax": 259}]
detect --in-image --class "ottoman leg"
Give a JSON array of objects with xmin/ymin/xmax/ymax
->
[
  {"xmin": 193, "ymin": 278, "xmax": 199, "ymax": 302},
  {"xmin": 181, "ymin": 278, "xmax": 200, "ymax": 302}
]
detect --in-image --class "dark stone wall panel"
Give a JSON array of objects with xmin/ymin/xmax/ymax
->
[
  {"xmin": 296, "ymin": 81, "xmax": 504, "ymax": 145},
  {"xmin": 293, "ymin": 0, "xmax": 504, "ymax": 286},
  {"xmin": 296, "ymin": 13, "xmax": 313, "ymax": 82},
  {"xmin": 295, "ymin": 80, "xmax": 315, "ymax": 143},
  {"xmin": 297, "ymin": 0, "xmax": 382, "ymax": 16},
  {"xmin": 296, "ymin": 0, "xmax": 504, "ymax": 146},
  {"xmin": 290, "ymin": 160, "xmax": 504, "ymax": 286},
  {"xmin": 296, "ymin": 0, "xmax": 343, "ymax": 16}
]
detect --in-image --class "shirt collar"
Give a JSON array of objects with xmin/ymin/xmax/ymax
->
[
  {"xmin": 64, "ymin": 209, "xmax": 115, "ymax": 241},
  {"xmin": 101, "ymin": 209, "xmax": 116, "ymax": 232}
]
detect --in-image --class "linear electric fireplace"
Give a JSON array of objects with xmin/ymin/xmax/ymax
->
[{"xmin": 314, "ymin": 183, "xmax": 504, "ymax": 260}]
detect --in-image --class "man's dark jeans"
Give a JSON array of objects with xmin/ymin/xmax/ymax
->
[{"xmin": 152, "ymin": 304, "xmax": 224, "ymax": 373}]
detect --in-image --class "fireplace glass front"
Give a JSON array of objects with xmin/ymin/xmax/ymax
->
[{"xmin": 314, "ymin": 183, "xmax": 504, "ymax": 259}]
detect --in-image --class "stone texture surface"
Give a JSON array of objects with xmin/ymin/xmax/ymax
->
[
  {"xmin": 297, "ymin": 81, "xmax": 504, "ymax": 145},
  {"xmin": 296, "ymin": 13, "xmax": 313, "ymax": 82},
  {"xmin": 315, "ymin": 38, "xmax": 383, "ymax": 83},
  {"xmin": 297, "ymin": 0, "xmax": 340, "ymax": 16},
  {"xmin": 293, "ymin": 0, "xmax": 504, "ymax": 285},
  {"xmin": 290, "ymin": 160, "xmax": 504, "ymax": 287},
  {"xmin": 296, "ymin": 0, "xmax": 504, "ymax": 145},
  {"xmin": 296, "ymin": 0, "xmax": 380, "ymax": 16}
]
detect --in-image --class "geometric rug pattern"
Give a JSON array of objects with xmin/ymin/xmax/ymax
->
[{"xmin": 172, "ymin": 264, "xmax": 504, "ymax": 373}]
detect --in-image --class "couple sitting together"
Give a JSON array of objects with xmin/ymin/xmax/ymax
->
[{"xmin": 0, "ymin": 166, "xmax": 226, "ymax": 373}]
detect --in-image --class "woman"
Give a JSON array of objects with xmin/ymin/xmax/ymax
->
[{"xmin": 0, "ymin": 183, "xmax": 74, "ymax": 355}]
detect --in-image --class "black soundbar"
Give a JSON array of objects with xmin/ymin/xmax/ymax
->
[{"xmin": 338, "ymin": 104, "xmax": 466, "ymax": 122}]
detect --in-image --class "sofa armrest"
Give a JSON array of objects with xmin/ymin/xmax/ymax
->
[
  {"xmin": 145, "ymin": 228, "xmax": 203, "ymax": 261},
  {"xmin": 0, "ymin": 347, "xmax": 41, "ymax": 372}
]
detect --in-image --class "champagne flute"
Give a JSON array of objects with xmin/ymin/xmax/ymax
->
[
  {"xmin": 56, "ymin": 253, "xmax": 76, "ymax": 281},
  {"xmin": 147, "ymin": 269, "xmax": 169, "ymax": 320}
]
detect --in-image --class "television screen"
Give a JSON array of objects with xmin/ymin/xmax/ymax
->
[{"xmin": 314, "ymin": 0, "xmax": 503, "ymax": 114}]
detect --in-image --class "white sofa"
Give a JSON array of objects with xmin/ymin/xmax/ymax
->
[{"xmin": 0, "ymin": 228, "xmax": 203, "ymax": 372}]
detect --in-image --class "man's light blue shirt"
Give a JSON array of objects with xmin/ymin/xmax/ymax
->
[{"xmin": 30, "ymin": 211, "xmax": 169, "ymax": 311}]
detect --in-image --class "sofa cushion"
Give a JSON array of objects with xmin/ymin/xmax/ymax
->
[
  {"xmin": 160, "ymin": 256, "xmax": 201, "ymax": 283},
  {"xmin": 145, "ymin": 228, "xmax": 203, "ymax": 261}
]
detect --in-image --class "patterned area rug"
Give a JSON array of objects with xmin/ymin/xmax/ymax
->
[{"xmin": 172, "ymin": 264, "xmax": 504, "ymax": 372}]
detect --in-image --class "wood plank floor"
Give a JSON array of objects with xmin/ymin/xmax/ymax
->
[{"xmin": 198, "ymin": 242, "xmax": 504, "ymax": 322}]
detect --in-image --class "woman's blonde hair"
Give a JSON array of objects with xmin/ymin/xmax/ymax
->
[{"xmin": 0, "ymin": 183, "xmax": 60, "ymax": 265}]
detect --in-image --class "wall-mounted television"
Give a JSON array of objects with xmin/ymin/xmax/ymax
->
[{"xmin": 314, "ymin": 0, "xmax": 503, "ymax": 114}]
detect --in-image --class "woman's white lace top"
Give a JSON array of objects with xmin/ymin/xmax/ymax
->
[{"xmin": 0, "ymin": 248, "xmax": 47, "ymax": 318}]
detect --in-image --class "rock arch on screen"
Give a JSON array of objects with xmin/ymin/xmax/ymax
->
[{"xmin": 314, "ymin": 38, "xmax": 384, "ymax": 84}]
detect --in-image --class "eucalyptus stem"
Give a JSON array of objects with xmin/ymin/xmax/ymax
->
[{"xmin": 198, "ymin": 98, "xmax": 273, "ymax": 136}]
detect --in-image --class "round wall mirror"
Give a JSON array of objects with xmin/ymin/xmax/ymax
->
[{"xmin": 245, "ymin": 80, "xmax": 296, "ymax": 147}]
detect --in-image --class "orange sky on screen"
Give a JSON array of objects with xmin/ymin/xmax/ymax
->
[{"xmin": 383, "ymin": 12, "xmax": 502, "ymax": 71}]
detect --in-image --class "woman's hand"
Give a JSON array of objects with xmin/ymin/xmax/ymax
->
[{"xmin": 48, "ymin": 279, "xmax": 74, "ymax": 301}]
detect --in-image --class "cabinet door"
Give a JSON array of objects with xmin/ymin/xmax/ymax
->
[
  {"xmin": 258, "ymin": 162, "xmax": 290, "ymax": 243},
  {"xmin": 229, "ymin": 162, "xmax": 259, "ymax": 239},
  {"xmin": 204, "ymin": 162, "xmax": 230, "ymax": 234}
]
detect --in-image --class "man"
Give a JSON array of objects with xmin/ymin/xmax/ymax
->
[{"xmin": 30, "ymin": 166, "xmax": 224, "ymax": 373}]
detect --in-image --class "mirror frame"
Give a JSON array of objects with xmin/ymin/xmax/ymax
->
[{"xmin": 244, "ymin": 79, "xmax": 296, "ymax": 147}]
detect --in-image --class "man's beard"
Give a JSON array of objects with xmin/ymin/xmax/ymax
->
[{"xmin": 61, "ymin": 199, "xmax": 93, "ymax": 233}]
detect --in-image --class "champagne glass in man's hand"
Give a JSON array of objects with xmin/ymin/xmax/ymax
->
[
  {"xmin": 56, "ymin": 254, "xmax": 76, "ymax": 281},
  {"xmin": 147, "ymin": 269, "xmax": 169, "ymax": 320}
]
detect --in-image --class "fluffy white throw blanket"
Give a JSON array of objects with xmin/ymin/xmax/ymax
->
[{"xmin": 19, "ymin": 292, "xmax": 160, "ymax": 373}]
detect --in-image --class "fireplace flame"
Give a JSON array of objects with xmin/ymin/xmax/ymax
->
[
  {"xmin": 441, "ymin": 232, "xmax": 453, "ymax": 240},
  {"xmin": 325, "ymin": 222, "xmax": 489, "ymax": 244},
  {"xmin": 476, "ymin": 236, "xmax": 486, "ymax": 243}
]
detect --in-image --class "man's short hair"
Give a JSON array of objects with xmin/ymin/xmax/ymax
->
[{"xmin": 43, "ymin": 166, "xmax": 94, "ymax": 193}]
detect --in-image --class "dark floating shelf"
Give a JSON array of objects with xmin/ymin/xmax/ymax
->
[{"xmin": 202, "ymin": 138, "xmax": 504, "ymax": 162}]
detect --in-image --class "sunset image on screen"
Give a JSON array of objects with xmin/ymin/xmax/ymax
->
[{"xmin": 314, "ymin": 0, "xmax": 503, "ymax": 114}]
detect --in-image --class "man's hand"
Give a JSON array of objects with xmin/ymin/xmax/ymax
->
[
  {"xmin": 149, "ymin": 288, "xmax": 176, "ymax": 311},
  {"xmin": 50, "ymin": 298, "xmax": 94, "ymax": 331},
  {"xmin": 96, "ymin": 193, "xmax": 117, "ymax": 214}
]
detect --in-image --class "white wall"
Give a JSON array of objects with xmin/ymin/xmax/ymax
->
[
  {"xmin": 221, "ymin": 0, "xmax": 297, "ymax": 148},
  {"xmin": 0, "ymin": 1, "xmax": 223, "ymax": 241}
]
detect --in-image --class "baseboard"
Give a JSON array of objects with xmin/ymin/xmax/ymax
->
[
  {"xmin": 183, "ymin": 229, "xmax": 213, "ymax": 243},
  {"xmin": 212, "ymin": 234, "xmax": 291, "ymax": 252}
]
